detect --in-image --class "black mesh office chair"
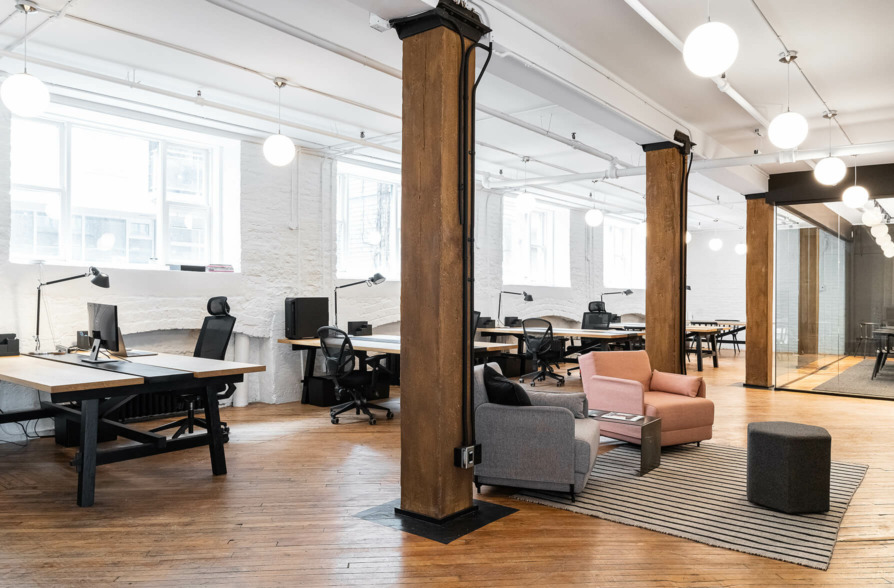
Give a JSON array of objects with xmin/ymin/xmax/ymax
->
[
  {"xmin": 150, "ymin": 296, "xmax": 237, "ymax": 439},
  {"xmin": 566, "ymin": 311, "xmax": 612, "ymax": 375},
  {"xmin": 318, "ymin": 326, "xmax": 393, "ymax": 425},
  {"xmin": 519, "ymin": 318, "xmax": 565, "ymax": 386},
  {"xmin": 589, "ymin": 301, "xmax": 606, "ymax": 313}
]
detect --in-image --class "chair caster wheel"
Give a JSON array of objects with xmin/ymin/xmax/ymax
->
[
  {"xmin": 557, "ymin": 381, "xmax": 565, "ymax": 387},
  {"xmin": 386, "ymin": 411, "xmax": 394, "ymax": 419},
  {"xmin": 331, "ymin": 418, "xmax": 339, "ymax": 424},
  {"xmin": 518, "ymin": 378, "xmax": 525, "ymax": 383},
  {"xmin": 530, "ymin": 382, "xmax": 536, "ymax": 387},
  {"xmin": 369, "ymin": 418, "xmax": 376, "ymax": 425}
]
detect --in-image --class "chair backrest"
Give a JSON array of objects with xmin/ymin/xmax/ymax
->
[
  {"xmin": 588, "ymin": 301, "xmax": 606, "ymax": 313},
  {"xmin": 579, "ymin": 350, "xmax": 653, "ymax": 392},
  {"xmin": 317, "ymin": 326, "xmax": 355, "ymax": 382},
  {"xmin": 582, "ymin": 311, "xmax": 612, "ymax": 330},
  {"xmin": 194, "ymin": 296, "xmax": 236, "ymax": 360},
  {"xmin": 472, "ymin": 310, "xmax": 481, "ymax": 338},
  {"xmin": 522, "ymin": 318, "xmax": 554, "ymax": 355}
]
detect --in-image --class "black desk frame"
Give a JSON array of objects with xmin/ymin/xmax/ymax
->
[{"xmin": 0, "ymin": 374, "xmax": 241, "ymax": 506}]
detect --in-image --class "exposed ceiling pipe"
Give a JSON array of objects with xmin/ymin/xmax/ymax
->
[
  {"xmin": 489, "ymin": 139, "xmax": 894, "ymax": 189},
  {"xmin": 478, "ymin": 104, "xmax": 635, "ymax": 168},
  {"xmin": 61, "ymin": 14, "xmax": 401, "ymax": 121},
  {"xmin": 0, "ymin": 52, "xmax": 401, "ymax": 155},
  {"xmin": 622, "ymin": 0, "xmax": 770, "ymax": 129},
  {"xmin": 204, "ymin": 0, "xmax": 403, "ymax": 79}
]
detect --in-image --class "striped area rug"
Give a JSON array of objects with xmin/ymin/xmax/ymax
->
[{"xmin": 513, "ymin": 443, "xmax": 868, "ymax": 570}]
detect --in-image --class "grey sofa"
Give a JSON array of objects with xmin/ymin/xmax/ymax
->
[{"xmin": 473, "ymin": 363, "xmax": 601, "ymax": 499}]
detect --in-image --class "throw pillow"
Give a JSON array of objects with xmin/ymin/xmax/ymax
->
[
  {"xmin": 483, "ymin": 365, "xmax": 532, "ymax": 406},
  {"xmin": 527, "ymin": 391, "xmax": 587, "ymax": 418},
  {"xmin": 651, "ymin": 369, "xmax": 702, "ymax": 397}
]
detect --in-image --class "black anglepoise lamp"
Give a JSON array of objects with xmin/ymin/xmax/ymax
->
[
  {"xmin": 34, "ymin": 266, "xmax": 109, "ymax": 353},
  {"xmin": 333, "ymin": 272, "xmax": 385, "ymax": 328},
  {"xmin": 600, "ymin": 289, "xmax": 633, "ymax": 302},
  {"xmin": 497, "ymin": 290, "xmax": 533, "ymax": 326}
]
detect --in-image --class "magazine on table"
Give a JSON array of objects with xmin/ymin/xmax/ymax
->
[{"xmin": 591, "ymin": 410, "xmax": 644, "ymax": 422}]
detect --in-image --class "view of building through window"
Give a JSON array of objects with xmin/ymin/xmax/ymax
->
[{"xmin": 502, "ymin": 195, "xmax": 571, "ymax": 287}]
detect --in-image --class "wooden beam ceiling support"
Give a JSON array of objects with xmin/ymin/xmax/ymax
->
[
  {"xmin": 394, "ymin": 2, "xmax": 486, "ymax": 522},
  {"xmin": 745, "ymin": 198, "xmax": 775, "ymax": 388},
  {"xmin": 644, "ymin": 142, "xmax": 687, "ymax": 374}
]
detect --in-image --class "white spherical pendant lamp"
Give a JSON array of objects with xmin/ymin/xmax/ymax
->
[
  {"xmin": 877, "ymin": 233, "xmax": 892, "ymax": 245},
  {"xmin": 263, "ymin": 133, "xmax": 295, "ymax": 166},
  {"xmin": 842, "ymin": 185, "xmax": 869, "ymax": 209},
  {"xmin": 685, "ymin": 231, "xmax": 692, "ymax": 244},
  {"xmin": 871, "ymin": 224, "xmax": 888, "ymax": 238},
  {"xmin": 735, "ymin": 243, "xmax": 747, "ymax": 255},
  {"xmin": 584, "ymin": 208, "xmax": 604, "ymax": 227},
  {"xmin": 1, "ymin": 73, "xmax": 49, "ymax": 118},
  {"xmin": 863, "ymin": 209, "xmax": 883, "ymax": 226},
  {"xmin": 813, "ymin": 156, "xmax": 847, "ymax": 186},
  {"xmin": 884, "ymin": 242, "xmax": 894, "ymax": 255},
  {"xmin": 683, "ymin": 21, "xmax": 739, "ymax": 78},
  {"xmin": 768, "ymin": 111, "xmax": 808, "ymax": 150},
  {"xmin": 885, "ymin": 248, "xmax": 894, "ymax": 259},
  {"xmin": 709, "ymin": 238, "xmax": 723, "ymax": 251}
]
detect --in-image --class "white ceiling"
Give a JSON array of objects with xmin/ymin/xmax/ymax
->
[{"xmin": 0, "ymin": 0, "xmax": 890, "ymax": 230}]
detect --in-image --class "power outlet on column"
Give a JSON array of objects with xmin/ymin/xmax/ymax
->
[{"xmin": 454, "ymin": 444, "xmax": 482, "ymax": 469}]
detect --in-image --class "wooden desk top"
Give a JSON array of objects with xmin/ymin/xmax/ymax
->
[
  {"xmin": 124, "ymin": 353, "xmax": 266, "ymax": 378},
  {"xmin": 614, "ymin": 323, "xmax": 726, "ymax": 334},
  {"xmin": 0, "ymin": 355, "xmax": 143, "ymax": 394},
  {"xmin": 479, "ymin": 327, "xmax": 642, "ymax": 339},
  {"xmin": 279, "ymin": 335, "xmax": 517, "ymax": 355}
]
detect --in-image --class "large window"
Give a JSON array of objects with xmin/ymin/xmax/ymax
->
[
  {"xmin": 603, "ymin": 216, "xmax": 646, "ymax": 289},
  {"xmin": 336, "ymin": 162, "xmax": 401, "ymax": 279},
  {"xmin": 502, "ymin": 195, "xmax": 570, "ymax": 287},
  {"xmin": 9, "ymin": 111, "xmax": 239, "ymax": 269}
]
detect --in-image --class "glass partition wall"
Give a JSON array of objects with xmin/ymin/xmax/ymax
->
[{"xmin": 775, "ymin": 206, "xmax": 894, "ymax": 399}]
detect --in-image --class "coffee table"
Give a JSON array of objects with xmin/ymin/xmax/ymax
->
[{"xmin": 588, "ymin": 410, "xmax": 661, "ymax": 475}]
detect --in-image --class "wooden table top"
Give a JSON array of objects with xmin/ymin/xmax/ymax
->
[
  {"xmin": 614, "ymin": 322, "xmax": 728, "ymax": 333},
  {"xmin": 279, "ymin": 334, "xmax": 517, "ymax": 354},
  {"xmin": 479, "ymin": 327, "xmax": 642, "ymax": 339},
  {"xmin": 0, "ymin": 353, "xmax": 266, "ymax": 394},
  {"xmin": 0, "ymin": 355, "xmax": 143, "ymax": 394},
  {"xmin": 125, "ymin": 354, "xmax": 267, "ymax": 379}
]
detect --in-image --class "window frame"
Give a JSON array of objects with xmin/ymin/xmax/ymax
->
[
  {"xmin": 9, "ymin": 112, "xmax": 231, "ymax": 270},
  {"xmin": 602, "ymin": 215, "xmax": 646, "ymax": 290},
  {"xmin": 502, "ymin": 195, "xmax": 571, "ymax": 288}
]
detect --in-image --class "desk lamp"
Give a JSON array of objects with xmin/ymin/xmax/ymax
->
[
  {"xmin": 34, "ymin": 266, "xmax": 109, "ymax": 353},
  {"xmin": 497, "ymin": 290, "xmax": 533, "ymax": 326},
  {"xmin": 334, "ymin": 272, "xmax": 385, "ymax": 328},
  {"xmin": 600, "ymin": 289, "xmax": 633, "ymax": 302}
]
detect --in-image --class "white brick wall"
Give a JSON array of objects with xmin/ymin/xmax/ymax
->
[{"xmin": 685, "ymin": 229, "xmax": 747, "ymax": 323}]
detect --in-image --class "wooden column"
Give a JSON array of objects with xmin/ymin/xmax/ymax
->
[
  {"xmin": 745, "ymin": 198, "xmax": 775, "ymax": 387},
  {"xmin": 798, "ymin": 228, "xmax": 820, "ymax": 355},
  {"xmin": 644, "ymin": 144, "xmax": 687, "ymax": 374},
  {"xmin": 396, "ymin": 16, "xmax": 480, "ymax": 521}
]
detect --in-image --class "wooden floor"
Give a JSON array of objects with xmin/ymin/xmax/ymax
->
[{"xmin": 1, "ymin": 351, "xmax": 893, "ymax": 586}]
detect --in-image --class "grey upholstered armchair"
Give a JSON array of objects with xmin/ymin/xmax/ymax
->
[{"xmin": 473, "ymin": 363, "xmax": 601, "ymax": 500}]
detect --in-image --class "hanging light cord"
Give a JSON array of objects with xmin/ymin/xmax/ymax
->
[
  {"xmin": 277, "ymin": 83, "xmax": 281, "ymax": 134},
  {"xmin": 785, "ymin": 59, "xmax": 791, "ymax": 113},
  {"xmin": 22, "ymin": 9, "xmax": 28, "ymax": 73}
]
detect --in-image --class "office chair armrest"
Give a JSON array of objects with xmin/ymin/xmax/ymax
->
[{"xmin": 216, "ymin": 383, "xmax": 237, "ymax": 400}]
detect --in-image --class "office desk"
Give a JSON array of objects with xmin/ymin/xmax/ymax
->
[
  {"xmin": 613, "ymin": 323, "xmax": 725, "ymax": 371},
  {"xmin": 478, "ymin": 327, "xmax": 645, "ymax": 375},
  {"xmin": 0, "ymin": 353, "xmax": 265, "ymax": 507},
  {"xmin": 278, "ymin": 335, "xmax": 517, "ymax": 403},
  {"xmin": 872, "ymin": 328, "xmax": 894, "ymax": 379}
]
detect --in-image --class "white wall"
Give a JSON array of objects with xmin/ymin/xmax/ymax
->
[{"xmin": 686, "ymin": 229, "xmax": 747, "ymax": 322}]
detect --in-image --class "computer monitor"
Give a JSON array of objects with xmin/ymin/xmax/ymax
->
[{"xmin": 84, "ymin": 303, "xmax": 120, "ymax": 363}]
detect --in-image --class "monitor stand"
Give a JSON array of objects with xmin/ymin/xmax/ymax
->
[{"xmin": 80, "ymin": 339, "xmax": 117, "ymax": 364}]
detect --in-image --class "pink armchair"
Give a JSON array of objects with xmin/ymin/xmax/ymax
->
[{"xmin": 579, "ymin": 351, "xmax": 714, "ymax": 446}]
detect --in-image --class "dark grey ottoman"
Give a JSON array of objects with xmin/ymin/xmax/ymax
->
[{"xmin": 747, "ymin": 421, "xmax": 831, "ymax": 514}]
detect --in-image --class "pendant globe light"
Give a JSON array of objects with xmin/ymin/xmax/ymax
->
[
  {"xmin": 709, "ymin": 237, "xmax": 723, "ymax": 251},
  {"xmin": 584, "ymin": 192, "xmax": 604, "ymax": 227},
  {"xmin": 871, "ymin": 223, "xmax": 888, "ymax": 238},
  {"xmin": 683, "ymin": 1, "xmax": 738, "ymax": 78},
  {"xmin": 842, "ymin": 158, "xmax": 870, "ymax": 209},
  {"xmin": 813, "ymin": 111, "xmax": 847, "ymax": 185},
  {"xmin": 1, "ymin": 3, "xmax": 50, "ymax": 118},
  {"xmin": 862, "ymin": 206, "xmax": 883, "ymax": 227},
  {"xmin": 685, "ymin": 231, "xmax": 692, "ymax": 244},
  {"xmin": 768, "ymin": 51, "xmax": 808, "ymax": 150},
  {"xmin": 263, "ymin": 77, "xmax": 295, "ymax": 167}
]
